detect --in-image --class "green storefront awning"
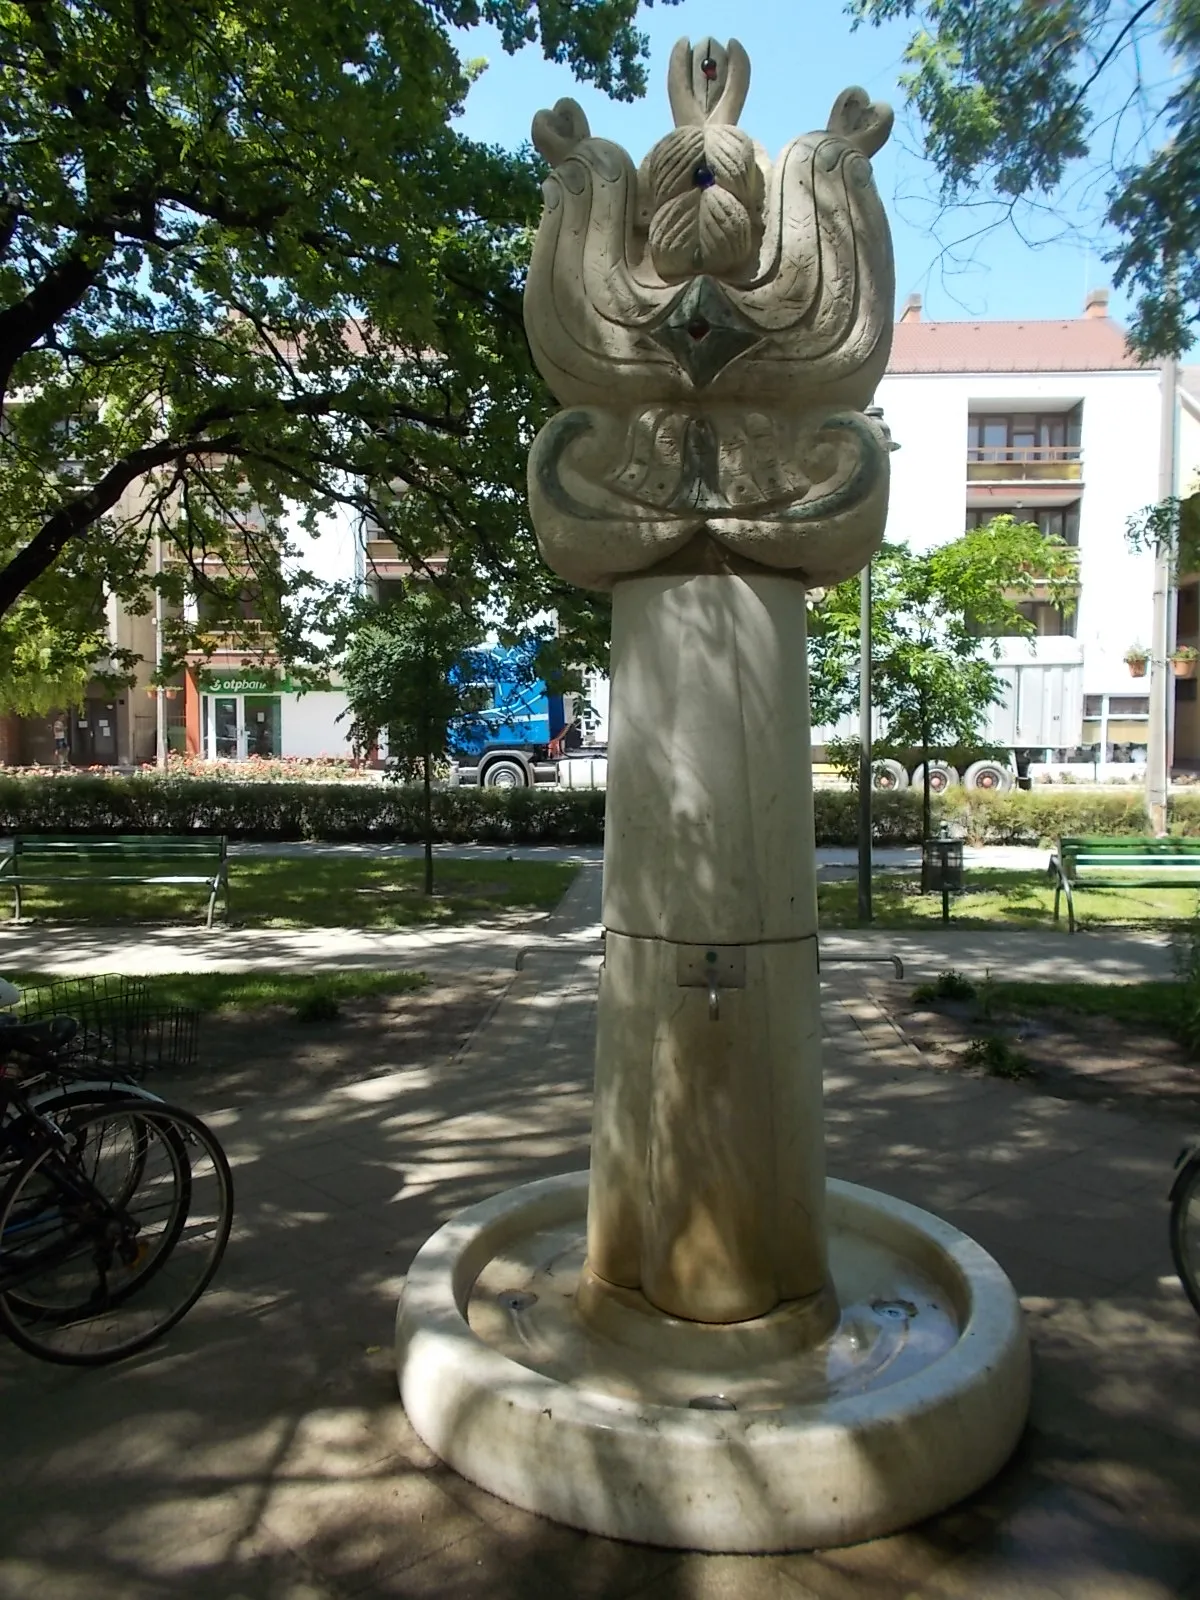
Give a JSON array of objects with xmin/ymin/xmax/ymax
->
[{"xmin": 196, "ymin": 668, "xmax": 329, "ymax": 694}]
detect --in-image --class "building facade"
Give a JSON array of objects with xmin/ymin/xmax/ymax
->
[{"xmin": 872, "ymin": 288, "xmax": 1196, "ymax": 776}]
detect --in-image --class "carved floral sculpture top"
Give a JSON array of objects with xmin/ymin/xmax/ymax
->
[{"xmin": 524, "ymin": 37, "xmax": 895, "ymax": 591}]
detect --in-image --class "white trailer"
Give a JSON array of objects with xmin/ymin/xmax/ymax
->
[{"xmin": 815, "ymin": 639, "xmax": 1088, "ymax": 791}]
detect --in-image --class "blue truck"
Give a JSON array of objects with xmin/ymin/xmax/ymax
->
[{"xmin": 448, "ymin": 645, "xmax": 607, "ymax": 788}]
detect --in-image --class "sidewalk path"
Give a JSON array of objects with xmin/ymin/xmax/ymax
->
[
  {"xmin": 1, "ymin": 861, "xmax": 1196, "ymax": 1598},
  {"xmin": 0, "ymin": 854, "xmax": 1176, "ymax": 985}
]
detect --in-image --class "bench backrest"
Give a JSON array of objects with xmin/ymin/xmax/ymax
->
[
  {"xmin": 10, "ymin": 834, "xmax": 227, "ymax": 862},
  {"xmin": 1059, "ymin": 834, "xmax": 1200, "ymax": 875}
]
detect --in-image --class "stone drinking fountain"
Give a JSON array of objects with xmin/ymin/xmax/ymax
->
[{"xmin": 396, "ymin": 38, "xmax": 1030, "ymax": 1552}]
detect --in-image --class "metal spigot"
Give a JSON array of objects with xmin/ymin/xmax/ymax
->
[{"xmin": 676, "ymin": 944, "xmax": 744, "ymax": 1020}]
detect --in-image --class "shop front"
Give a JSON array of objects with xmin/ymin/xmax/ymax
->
[
  {"xmin": 193, "ymin": 669, "xmax": 287, "ymax": 761},
  {"xmin": 185, "ymin": 667, "xmax": 351, "ymax": 762}
]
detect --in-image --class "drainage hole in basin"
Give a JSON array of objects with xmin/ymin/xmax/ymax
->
[
  {"xmin": 871, "ymin": 1299, "xmax": 918, "ymax": 1322},
  {"xmin": 498, "ymin": 1290, "xmax": 538, "ymax": 1312},
  {"xmin": 689, "ymin": 1394, "xmax": 738, "ymax": 1411}
]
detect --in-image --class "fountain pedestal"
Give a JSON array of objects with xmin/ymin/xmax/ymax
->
[
  {"xmin": 589, "ymin": 572, "xmax": 828, "ymax": 1325},
  {"xmin": 396, "ymin": 34, "xmax": 1030, "ymax": 1551}
]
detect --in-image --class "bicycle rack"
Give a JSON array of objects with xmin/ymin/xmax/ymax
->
[{"xmin": 820, "ymin": 952, "xmax": 905, "ymax": 980}]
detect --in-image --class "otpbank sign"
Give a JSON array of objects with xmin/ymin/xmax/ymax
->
[{"xmin": 198, "ymin": 669, "xmax": 300, "ymax": 695}]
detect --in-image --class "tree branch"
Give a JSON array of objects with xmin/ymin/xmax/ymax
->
[
  {"xmin": 0, "ymin": 249, "xmax": 104, "ymax": 402},
  {"xmin": 0, "ymin": 433, "xmax": 240, "ymax": 617}
]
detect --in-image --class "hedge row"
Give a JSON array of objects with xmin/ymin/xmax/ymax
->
[
  {"xmin": 0, "ymin": 777, "xmax": 606, "ymax": 844},
  {"xmin": 0, "ymin": 775, "xmax": 1196, "ymax": 847}
]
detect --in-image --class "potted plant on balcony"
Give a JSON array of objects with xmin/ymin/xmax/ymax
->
[
  {"xmin": 1171, "ymin": 645, "xmax": 1198, "ymax": 679},
  {"xmin": 1124, "ymin": 644, "xmax": 1150, "ymax": 678}
]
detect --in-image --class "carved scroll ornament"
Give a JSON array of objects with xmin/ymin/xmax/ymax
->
[{"xmin": 524, "ymin": 37, "xmax": 896, "ymax": 590}]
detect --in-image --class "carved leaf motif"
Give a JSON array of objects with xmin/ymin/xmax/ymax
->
[{"xmin": 650, "ymin": 188, "xmax": 754, "ymax": 281}]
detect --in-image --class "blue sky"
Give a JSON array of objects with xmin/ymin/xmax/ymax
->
[{"xmin": 451, "ymin": 0, "xmax": 1146, "ymax": 327}]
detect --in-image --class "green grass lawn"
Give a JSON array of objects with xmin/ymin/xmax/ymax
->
[
  {"xmin": 3, "ymin": 856, "xmax": 578, "ymax": 929},
  {"xmin": 983, "ymin": 979, "xmax": 1184, "ymax": 1032},
  {"xmin": 818, "ymin": 869, "xmax": 1200, "ymax": 929},
  {"xmin": 11, "ymin": 969, "xmax": 428, "ymax": 1015}
]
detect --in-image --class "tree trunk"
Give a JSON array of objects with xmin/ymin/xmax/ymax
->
[
  {"xmin": 921, "ymin": 712, "xmax": 932, "ymax": 844},
  {"xmin": 423, "ymin": 747, "xmax": 434, "ymax": 896}
]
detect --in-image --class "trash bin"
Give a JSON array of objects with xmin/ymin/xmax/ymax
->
[{"xmin": 921, "ymin": 827, "xmax": 964, "ymax": 920}]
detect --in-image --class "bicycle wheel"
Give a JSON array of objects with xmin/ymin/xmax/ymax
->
[
  {"xmin": 0, "ymin": 1100, "xmax": 233, "ymax": 1365},
  {"xmin": 1, "ymin": 1085, "xmax": 158, "ymax": 1204},
  {"xmin": 0, "ymin": 1111, "xmax": 187, "ymax": 1327},
  {"xmin": 1170, "ymin": 1146, "xmax": 1200, "ymax": 1319},
  {"xmin": 39, "ymin": 1084, "xmax": 165, "ymax": 1203}
]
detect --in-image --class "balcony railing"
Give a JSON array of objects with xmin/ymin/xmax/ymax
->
[
  {"xmin": 968, "ymin": 445, "xmax": 1080, "ymax": 464},
  {"xmin": 967, "ymin": 445, "xmax": 1082, "ymax": 484}
]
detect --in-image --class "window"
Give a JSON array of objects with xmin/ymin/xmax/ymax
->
[
  {"xmin": 965, "ymin": 503, "xmax": 1080, "ymax": 546},
  {"xmin": 967, "ymin": 408, "xmax": 1082, "ymax": 463},
  {"xmin": 1080, "ymin": 691, "xmax": 1151, "ymax": 763},
  {"xmin": 1178, "ymin": 582, "xmax": 1199, "ymax": 638}
]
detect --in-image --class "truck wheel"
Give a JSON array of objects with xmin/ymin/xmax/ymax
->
[
  {"xmin": 911, "ymin": 761, "xmax": 959, "ymax": 794},
  {"xmin": 482, "ymin": 758, "xmax": 528, "ymax": 789},
  {"xmin": 963, "ymin": 759, "xmax": 1013, "ymax": 793},
  {"xmin": 872, "ymin": 759, "xmax": 909, "ymax": 791}
]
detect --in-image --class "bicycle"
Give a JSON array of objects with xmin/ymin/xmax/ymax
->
[
  {"xmin": 0, "ymin": 1022, "xmax": 233, "ymax": 1365},
  {"xmin": 1170, "ymin": 1141, "xmax": 1200, "ymax": 1319}
]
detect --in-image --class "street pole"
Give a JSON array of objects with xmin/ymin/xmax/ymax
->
[
  {"xmin": 857, "ymin": 556, "xmax": 872, "ymax": 924},
  {"xmin": 1147, "ymin": 354, "xmax": 1178, "ymax": 835},
  {"xmin": 154, "ymin": 534, "xmax": 168, "ymax": 771}
]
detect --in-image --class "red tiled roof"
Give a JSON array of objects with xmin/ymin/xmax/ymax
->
[{"xmin": 887, "ymin": 316, "xmax": 1149, "ymax": 375}]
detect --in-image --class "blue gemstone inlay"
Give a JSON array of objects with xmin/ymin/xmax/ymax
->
[{"xmin": 693, "ymin": 164, "xmax": 716, "ymax": 189}]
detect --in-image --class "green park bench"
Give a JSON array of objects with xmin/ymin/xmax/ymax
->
[
  {"xmin": 1051, "ymin": 834, "xmax": 1200, "ymax": 933},
  {"xmin": 0, "ymin": 834, "xmax": 230, "ymax": 928}
]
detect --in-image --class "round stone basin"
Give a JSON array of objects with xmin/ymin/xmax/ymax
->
[{"xmin": 396, "ymin": 1172, "xmax": 1030, "ymax": 1553}]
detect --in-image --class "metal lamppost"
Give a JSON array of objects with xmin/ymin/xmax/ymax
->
[
  {"xmin": 857, "ymin": 555, "xmax": 872, "ymax": 923},
  {"xmin": 1148, "ymin": 353, "xmax": 1179, "ymax": 834}
]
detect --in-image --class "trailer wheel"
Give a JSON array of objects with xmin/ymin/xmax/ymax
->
[
  {"xmin": 481, "ymin": 758, "xmax": 529, "ymax": 789},
  {"xmin": 963, "ymin": 759, "xmax": 1013, "ymax": 793},
  {"xmin": 872, "ymin": 759, "xmax": 909, "ymax": 791},
  {"xmin": 911, "ymin": 761, "xmax": 960, "ymax": 794}
]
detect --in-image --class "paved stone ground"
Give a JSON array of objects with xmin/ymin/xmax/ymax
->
[{"xmin": 1, "ymin": 897, "xmax": 1199, "ymax": 1598}]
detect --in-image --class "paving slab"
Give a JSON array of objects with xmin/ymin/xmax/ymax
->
[{"xmin": 0, "ymin": 879, "xmax": 1198, "ymax": 1597}]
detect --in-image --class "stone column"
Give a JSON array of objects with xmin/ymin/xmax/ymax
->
[{"xmin": 587, "ymin": 571, "xmax": 827, "ymax": 1322}]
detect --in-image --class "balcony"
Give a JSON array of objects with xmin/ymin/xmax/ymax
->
[
  {"xmin": 363, "ymin": 537, "xmax": 448, "ymax": 583},
  {"xmin": 967, "ymin": 445, "xmax": 1082, "ymax": 484}
]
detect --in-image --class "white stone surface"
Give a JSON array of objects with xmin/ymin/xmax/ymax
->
[
  {"xmin": 397, "ymin": 36, "xmax": 1031, "ymax": 1553},
  {"xmin": 523, "ymin": 38, "xmax": 895, "ymax": 592},
  {"xmin": 588, "ymin": 572, "xmax": 828, "ymax": 1321},
  {"xmin": 395, "ymin": 1171, "xmax": 1032, "ymax": 1553},
  {"xmin": 602, "ymin": 573, "xmax": 816, "ymax": 942}
]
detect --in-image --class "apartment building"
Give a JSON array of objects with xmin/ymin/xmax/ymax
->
[
  {"xmin": 177, "ymin": 507, "xmax": 360, "ymax": 763},
  {"xmin": 874, "ymin": 288, "xmax": 1196, "ymax": 776}
]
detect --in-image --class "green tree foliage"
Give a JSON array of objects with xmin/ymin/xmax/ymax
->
[
  {"xmin": 850, "ymin": 0, "xmax": 1200, "ymax": 357},
  {"xmin": 341, "ymin": 587, "xmax": 484, "ymax": 893},
  {"xmin": 0, "ymin": 0, "xmax": 667, "ymax": 709},
  {"xmin": 810, "ymin": 516, "xmax": 1079, "ymax": 834}
]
